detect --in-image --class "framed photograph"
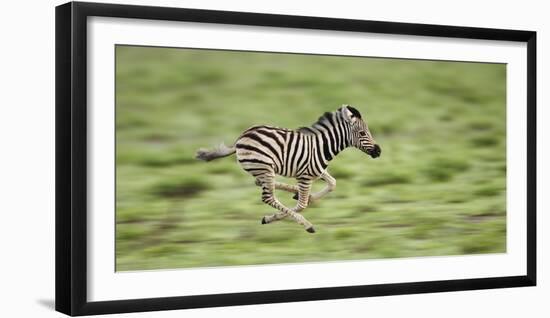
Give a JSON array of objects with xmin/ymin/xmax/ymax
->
[{"xmin": 55, "ymin": 1, "xmax": 536, "ymax": 316}]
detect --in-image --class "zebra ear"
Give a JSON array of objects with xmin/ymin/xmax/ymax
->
[{"xmin": 342, "ymin": 105, "xmax": 359, "ymax": 123}]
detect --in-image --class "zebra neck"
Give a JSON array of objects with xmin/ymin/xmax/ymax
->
[{"xmin": 311, "ymin": 113, "xmax": 352, "ymax": 163}]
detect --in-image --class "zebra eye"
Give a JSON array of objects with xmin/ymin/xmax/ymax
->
[{"xmin": 359, "ymin": 131, "xmax": 367, "ymax": 137}]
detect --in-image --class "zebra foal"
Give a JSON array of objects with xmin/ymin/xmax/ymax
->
[{"xmin": 196, "ymin": 105, "xmax": 381, "ymax": 233}]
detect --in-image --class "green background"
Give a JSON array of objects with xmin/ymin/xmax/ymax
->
[{"xmin": 115, "ymin": 46, "xmax": 506, "ymax": 271}]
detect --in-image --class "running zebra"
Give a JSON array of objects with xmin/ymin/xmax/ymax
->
[{"xmin": 196, "ymin": 105, "xmax": 381, "ymax": 233}]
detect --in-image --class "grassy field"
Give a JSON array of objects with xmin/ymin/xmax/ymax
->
[{"xmin": 115, "ymin": 45, "xmax": 506, "ymax": 271}]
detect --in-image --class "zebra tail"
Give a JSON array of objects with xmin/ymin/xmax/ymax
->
[{"xmin": 195, "ymin": 143, "xmax": 236, "ymax": 162}]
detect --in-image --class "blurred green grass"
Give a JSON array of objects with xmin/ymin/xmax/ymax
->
[{"xmin": 115, "ymin": 45, "xmax": 506, "ymax": 271}]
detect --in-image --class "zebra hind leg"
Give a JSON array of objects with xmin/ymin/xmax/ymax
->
[
  {"xmin": 275, "ymin": 181, "xmax": 304, "ymax": 203},
  {"xmin": 257, "ymin": 180, "xmax": 299, "ymax": 196},
  {"xmin": 274, "ymin": 181, "xmax": 299, "ymax": 193},
  {"xmin": 263, "ymin": 180, "xmax": 305, "ymax": 203},
  {"xmin": 257, "ymin": 174, "xmax": 315, "ymax": 233}
]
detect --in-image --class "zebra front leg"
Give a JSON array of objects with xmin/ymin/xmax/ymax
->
[
  {"xmin": 292, "ymin": 178, "xmax": 315, "ymax": 232},
  {"xmin": 291, "ymin": 172, "xmax": 333, "ymax": 203},
  {"xmin": 259, "ymin": 176, "xmax": 315, "ymax": 233},
  {"xmin": 289, "ymin": 179, "xmax": 315, "ymax": 204},
  {"xmin": 272, "ymin": 177, "xmax": 314, "ymax": 215},
  {"xmin": 309, "ymin": 171, "xmax": 336, "ymax": 202}
]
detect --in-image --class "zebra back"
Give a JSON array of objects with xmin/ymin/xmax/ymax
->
[{"xmin": 235, "ymin": 108, "xmax": 354, "ymax": 178}]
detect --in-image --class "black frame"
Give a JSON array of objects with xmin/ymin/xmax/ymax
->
[{"xmin": 55, "ymin": 1, "xmax": 537, "ymax": 316}]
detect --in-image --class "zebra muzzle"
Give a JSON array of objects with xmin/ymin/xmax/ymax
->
[{"xmin": 368, "ymin": 144, "xmax": 381, "ymax": 158}]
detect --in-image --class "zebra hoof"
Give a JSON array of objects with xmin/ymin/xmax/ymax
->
[
  {"xmin": 306, "ymin": 227, "xmax": 316, "ymax": 233},
  {"xmin": 292, "ymin": 193, "xmax": 299, "ymax": 200},
  {"xmin": 261, "ymin": 216, "xmax": 268, "ymax": 224}
]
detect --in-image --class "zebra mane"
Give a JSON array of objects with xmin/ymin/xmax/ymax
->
[{"xmin": 297, "ymin": 110, "xmax": 341, "ymax": 134}]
